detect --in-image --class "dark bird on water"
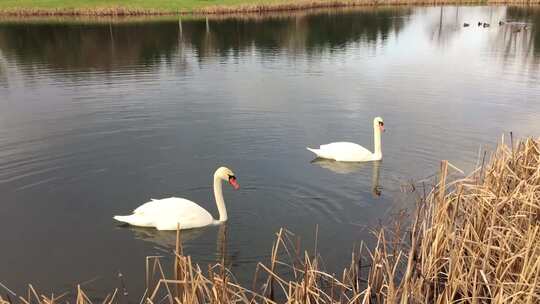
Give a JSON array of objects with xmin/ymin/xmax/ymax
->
[
  {"xmin": 483, "ymin": 23, "xmax": 490, "ymax": 27},
  {"xmin": 499, "ymin": 21, "xmax": 505, "ymax": 26},
  {"xmin": 464, "ymin": 23, "xmax": 470, "ymax": 27},
  {"xmin": 478, "ymin": 22, "xmax": 482, "ymax": 26}
]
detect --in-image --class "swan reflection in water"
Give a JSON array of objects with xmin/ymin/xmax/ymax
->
[
  {"xmin": 310, "ymin": 159, "xmax": 382, "ymax": 197},
  {"xmin": 122, "ymin": 223, "xmax": 230, "ymax": 262},
  {"xmin": 126, "ymin": 226, "xmax": 205, "ymax": 248}
]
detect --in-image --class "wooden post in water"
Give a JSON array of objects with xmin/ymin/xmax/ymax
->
[
  {"xmin": 178, "ymin": 18, "xmax": 183, "ymax": 37},
  {"xmin": 109, "ymin": 22, "xmax": 115, "ymax": 54}
]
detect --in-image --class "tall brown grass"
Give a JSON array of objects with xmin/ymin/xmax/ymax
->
[
  {"xmin": 397, "ymin": 136, "xmax": 540, "ymax": 303},
  {"xmin": 1, "ymin": 136, "xmax": 539, "ymax": 303}
]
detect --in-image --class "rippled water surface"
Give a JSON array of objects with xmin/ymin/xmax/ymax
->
[{"xmin": 1, "ymin": 5, "xmax": 540, "ymax": 297}]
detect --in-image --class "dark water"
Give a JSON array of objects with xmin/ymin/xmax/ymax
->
[{"xmin": 0, "ymin": 5, "xmax": 539, "ymax": 298}]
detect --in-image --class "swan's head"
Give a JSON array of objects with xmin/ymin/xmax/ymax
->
[
  {"xmin": 373, "ymin": 117, "xmax": 385, "ymax": 132},
  {"xmin": 215, "ymin": 167, "xmax": 240, "ymax": 190}
]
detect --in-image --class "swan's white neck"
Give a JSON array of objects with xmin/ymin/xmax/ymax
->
[
  {"xmin": 213, "ymin": 174, "xmax": 228, "ymax": 222},
  {"xmin": 373, "ymin": 125, "xmax": 382, "ymax": 160}
]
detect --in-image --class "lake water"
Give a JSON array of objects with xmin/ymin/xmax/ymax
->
[{"xmin": 0, "ymin": 5, "xmax": 539, "ymax": 298}]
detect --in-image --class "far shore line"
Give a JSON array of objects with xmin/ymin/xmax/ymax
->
[{"xmin": 0, "ymin": 0, "xmax": 539, "ymax": 17}]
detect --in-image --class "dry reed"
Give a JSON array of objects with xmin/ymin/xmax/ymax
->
[
  {"xmin": 1, "ymin": 136, "xmax": 539, "ymax": 303},
  {"xmin": 395, "ymin": 136, "xmax": 540, "ymax": 303}
]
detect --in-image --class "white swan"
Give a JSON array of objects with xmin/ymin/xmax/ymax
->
[
  {"xmin": 113, "ymin": 167, "xmax": 239, "ymax": 231},
  {"xmin": 307, "ymin": 117, "xmax": 384, "ymax": 162}
]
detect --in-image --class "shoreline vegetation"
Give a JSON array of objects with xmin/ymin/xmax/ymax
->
[
  {"xmin": 0, "ymin": 0, "xmax": 539, "ymax": 16},
  {"xmin": 1, "ymin": 135, "xmax": 539, "ymax": 303}
]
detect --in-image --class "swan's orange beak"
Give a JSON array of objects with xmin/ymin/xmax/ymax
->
[{"xmin": 228, "ymin": 176, "xmax": 240, "ymax": 190}]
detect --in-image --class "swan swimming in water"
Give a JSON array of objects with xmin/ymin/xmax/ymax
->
[
  {"xmin": 113, "ymin": 167, "xmax": 239, "ymax": 230},
  {"xmin": 307, "ymin": 117, "xmax": 385, "ymax": 162}
]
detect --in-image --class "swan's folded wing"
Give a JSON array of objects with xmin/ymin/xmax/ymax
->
[
  {"xmin": 133, "ymin": 199, "xmax": 160, "ymax": 214},
  {"xmin": 117, "ymin": 197, "xmax": 215, "ymax": 230},
  {"xmin": 134, "ymin": 197, "xmax": 196, "ymax": 214},
  {"xmin": 319, "ymin": 142, "xmax": 373, "ymax": 161}
]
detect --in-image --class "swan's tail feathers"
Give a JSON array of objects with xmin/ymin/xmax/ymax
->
[
  {"xmin": 307, "ymin": 147, "xmax": 322, "ymax": 157},
  {"xmin": 113, "ymin": 214, "xmax": 153, "ymax": 227}
]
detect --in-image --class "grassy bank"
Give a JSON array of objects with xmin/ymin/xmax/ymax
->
[
  {"xmin": 1, "ymin": 135, "xmax": 538, "ymax": 303},
  {"xmin": 0, "ymin": 0, "xmax": 539, "ymax": 16}
]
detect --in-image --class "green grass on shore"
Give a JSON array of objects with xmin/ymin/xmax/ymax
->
[{"xmin": 0, "ymin": 0, "xmax": 292, "ymax": 13}]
